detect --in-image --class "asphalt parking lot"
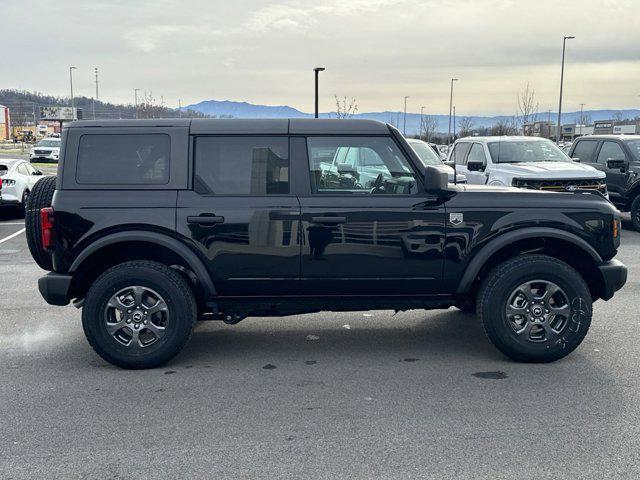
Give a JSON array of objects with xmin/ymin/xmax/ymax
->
[{"xmin": 1, "ymin": 210, "xmax": 639, "ymax": 479}]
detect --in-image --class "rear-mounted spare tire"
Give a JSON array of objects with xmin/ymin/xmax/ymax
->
[{"xmin": 25, "ymin": 176, "xmax": 56, "ymax": 271}]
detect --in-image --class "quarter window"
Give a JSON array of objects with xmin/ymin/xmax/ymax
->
[
  {"xmin": 194, "ymin": 136, "xmax": 289, "ymax": 195},
  {"xmin": 76, "ymin": 134, "xmax": 170, "ymax": 185},
  {"xmin": 596, "ymin": 141, "xmax": 626, "ymax": 164},
  {"xmin": 307, "ymin": 137, "xmax": 417, "ymax": 194}
]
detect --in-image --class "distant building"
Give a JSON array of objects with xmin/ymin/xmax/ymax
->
[{"xmin": 0, "ymin": 105, "xmax": 9, "ymax": 140}]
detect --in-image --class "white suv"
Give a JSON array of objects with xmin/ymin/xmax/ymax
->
[
  {"xmin": 0, "ymin": 159, "xmax": 44, "ymax": 210},
  {"xmin": 448, "ymin": 136, "xmax": 607, "ymax": 195},
  {"xmin": 29, "ymin": 138, "xmax": 61, "ymax": 162}
]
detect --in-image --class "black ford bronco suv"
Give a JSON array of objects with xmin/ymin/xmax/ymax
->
[{"xmin": 27, "ymin": 119, "xmax": 627, "ymax": 369}]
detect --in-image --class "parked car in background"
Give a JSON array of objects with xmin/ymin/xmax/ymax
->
[
  {"xmin": 0, "ymin": 159, "xmax": 44, "ymax": 210},
  {"xmin": 406, "ymin": 138, "xmax": 467, "ymax": 183},
  {"xmin": 29, "ymin": 138, "xmax": 61, "ymax": 162},
  {"xmin": 568, "ymin": 135, "xmax": 640, "ymax": 229},
  {"xmin": 448, "ymin": 136, "xmax": 607, "ymax": 195}
]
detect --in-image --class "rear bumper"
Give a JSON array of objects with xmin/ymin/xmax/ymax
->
[
  {"xmin": 38, "ymin": 272, "xmax": 73, "ymax": 306},
  {"xmin": 597, "ymin": 259, "xmax": 627, "ymax": 301}
]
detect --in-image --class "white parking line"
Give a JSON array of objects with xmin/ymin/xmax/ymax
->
[
  {"xmin": 0, "ymin": 228, "xmax": 25, "ymax": 245},
  {"xmin": 0, "ymin": 222, "xmax": 26, "ymax": 226}
]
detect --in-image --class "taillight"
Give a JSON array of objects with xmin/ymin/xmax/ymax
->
[
  {"xmin": 40, "ymin": 207, "xmax": 55, "ymax": 251},
  {"xmin": 0, "ymin": 178, "xmax": 3, "ymax": 189}
]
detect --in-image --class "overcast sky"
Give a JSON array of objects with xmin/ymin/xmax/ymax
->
[{"xmin": 4, "ymin": 0, "xmax": 639, "ymax": 115}]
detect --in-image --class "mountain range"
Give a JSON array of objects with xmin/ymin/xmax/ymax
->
[{"xmin": 185, "ymin": 99, "xmax": 640, "ymax": 136}]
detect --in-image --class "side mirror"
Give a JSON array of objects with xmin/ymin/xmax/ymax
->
[
  {"xmin": 34, "ymin": 170, "xmax": 43, "ymax": 176},
  {"xmin": 606, "ymin": 158, "xmax": 628, "ymax": 171},
  {"xmin": 424, "ymin": 165, "xmax": 448, "ymax": 193},
  {"xmin": 444, "ymin": 160, "xmax": 455, "ymax": 168},
  {"xmin": 467, "ymin": 160, "xmax": 486, "ymax": 172},
  {"xmin": 571, "ymin": 157, "xmax": 581, "ymax": 162}
]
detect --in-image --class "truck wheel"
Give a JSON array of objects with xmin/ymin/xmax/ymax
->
[
  {"xmin": 630, "ymin": 195, "xmax": 640, "ymax": 232},
  {"xmin": 25, "ymin": 176, "xmax": 56, "ymax": 271},
  {"xmin": 477, "ymin": 255, "xmax": 592, "ymax": 363},
  {"xmin": 82, "ymin": 261, "xmax": 197, "ymax": 369}
]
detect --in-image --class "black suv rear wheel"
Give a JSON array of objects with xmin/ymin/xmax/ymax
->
[
  {"xmin": 478, "ymin": 255, "xmax": 592, "ymax": 363},
  {"xmin": 82, "ymin": 261, "xmax": 197, "ymax": 369}
]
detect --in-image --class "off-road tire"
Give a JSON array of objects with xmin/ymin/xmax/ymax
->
[
  {"xmin": 82, "ymin": 261, "xmax": 197, "ymax": 369},
  {"xmin": 630, "ymin": 195, "xmax": 640, "ymax": 232},
  {"xmin": 25, "ymin": 176, "xmax": 56, "ymax": 270},
  {"xmin": 478, "ymin": 255, "xmax": 592, "ymax": 363}
]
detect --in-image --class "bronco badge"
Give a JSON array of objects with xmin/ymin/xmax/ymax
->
[{"xmin": 449, "ymin": 213, "xmax": 463, "ymax": 225}]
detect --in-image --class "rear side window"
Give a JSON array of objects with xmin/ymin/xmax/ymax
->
[
  {"xmin": 76, "ymin": 134, "xmax": 170, "ymax": 185},
  {"xmin": 194, "ymin": 136, "xmax": 289, "ymax": 195},
  {"xmin": 571, "ymin": 140, "xmax": 598, "ymax": 163}
]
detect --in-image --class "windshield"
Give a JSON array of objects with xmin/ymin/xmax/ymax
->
[
  {"xmin": 37, "ymin": 139, "xmax": 60, "ymax": 148},
  {"xmin": 407, "ymin": 141, "xmax": 443, "ymax": 166},
  {"xmin": 488, "ymin": 140, "xmax": 569, "ymax": 163},
  {"xmin": 625, "ymin": 140, "xmax": 640, "ymax": 161}
]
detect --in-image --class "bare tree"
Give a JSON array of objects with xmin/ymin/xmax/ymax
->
[
  {"xmin": 613, "ymin": 111, "xmax": 625, "ymax": 123},
  {"xmin": 491, "ymin": 117, "xmax": 518, "ymax": 136},
  {"xmin": 334, "ymin": 95, "xmax": 358, "ymax": 119},
  {"xmin": 458, "ymin": 116, "xmax": 474, "ymax": 137},
  {"xmin": 418, "ymin": 115, "xmax": 439, "ymax": 142},
  {"xmin": 517, "ymin": 82, "xmax": 538, "ymax": 131}
]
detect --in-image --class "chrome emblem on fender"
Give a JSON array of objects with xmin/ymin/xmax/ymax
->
[{"xmin": 449, "ymin": 213, "xmax": 463, "ymax": 225}]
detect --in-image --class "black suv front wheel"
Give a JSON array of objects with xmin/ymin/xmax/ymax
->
[
  {"xmin": 478, "ymin": 255, "xmax": 592, "ymax": 363},
  {"xmin": 82, "ymin": 261, "xmax": 197, "ymax": 369}
]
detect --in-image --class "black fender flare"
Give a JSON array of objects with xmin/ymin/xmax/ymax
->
[
  {"xmin": 456, "ymin": 227, "xmax": 602, "ymax": 295},
  {"xmin": 69, "ymin": 230, "xmax": 217, "ymax": 298}
]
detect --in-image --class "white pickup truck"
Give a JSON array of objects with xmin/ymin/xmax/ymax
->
[{"xmin": 448, "ymin": 136, "xmax": 607, "ymax": 195}]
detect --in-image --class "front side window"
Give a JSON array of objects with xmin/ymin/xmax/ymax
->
[
  {"xmin": 76, "ymin": 134, "xmax": 170, "ymax": 185},
  {"xmin": 596, "ymin": 141, "xmax": 626, "ymax": 164},
  {"xmin": 308, "ymin": 136, "xmax": 417, "ymax": 194},
  {"xmin": 194, "ymin": 136, "xmax": 289, "ymax": 195},
  {"xmin": 571, "ymin": 140, "xmax": 598, "ymax": 163},
  {"xmin": 625, "ymin": 140, "xmax": 640, "ymax": 161}
]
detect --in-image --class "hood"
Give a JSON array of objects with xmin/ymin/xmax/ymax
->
[{"xmin": 495, "ymin": 161, "xmax": 605, "ymax": 179}]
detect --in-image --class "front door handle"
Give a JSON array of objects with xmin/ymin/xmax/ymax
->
[
  {"xmin": 311, "ymin": 216, "xmax": 347, "ymax": 224},
  {"xmin": 187, "ymin": 215, "xmax": 225, "ymax": 225}
]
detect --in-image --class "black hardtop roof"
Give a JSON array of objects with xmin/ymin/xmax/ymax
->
[{"xmin": 67, "ymin": 118, "xmax": 391, "ymax": 135}]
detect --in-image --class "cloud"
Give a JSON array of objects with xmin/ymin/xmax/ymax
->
[{"xmin": 123, "ymin": 25, "xmax": 181, "ymax": 53}]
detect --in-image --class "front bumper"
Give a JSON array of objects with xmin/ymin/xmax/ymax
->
[
  {"xmin": 38, "ymin": 272, "xmax": 73, "ymax": 306},
  {"xmin": 597, "ymin": 259, "xmax": 627, "ymax": 300}
]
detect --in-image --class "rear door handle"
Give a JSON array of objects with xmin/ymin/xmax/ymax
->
[
  {"xmin": 311, "ymin": 216, "xmax": 347, "ymax": 224},
  {"xmin": 187, "ymin": 215, "xmax": 225, "ymax": 225}
]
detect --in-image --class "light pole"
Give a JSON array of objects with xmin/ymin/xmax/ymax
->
[
  {"xmin": 420, "ymin": 106, "xmax": 425, "ymax": 138},
  {"xmin": 453, "ymin": 106, "xmax": 456, "ymax": 139},
  {"xmin": 447, "ymin": 78, "xmax": 458, "ymax": 147},
  {"xmin": 134, "ymin": 88, "xmax": 140, "ymax": 119},
  {"xmin": 557, "ymin": 35, "xmax": 575, "ymax": 144},
  {"xmin": 313, "ymin": 67, "xmax": 325, "ymax": 118},
  {"xmin": 69, "ymin": 66, "xmax": 77, "ymax": 119},
  {"xmin": 403, "ymin": 96, "xmax": 409, "ymax": 135}
]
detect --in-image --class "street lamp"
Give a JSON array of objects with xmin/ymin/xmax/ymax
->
[
  {"xmin": 420, "ymin": 106, "xmax": 425, "ymax": 138},
  {"xmin": 447, "ymin": 78, "xmax": 458, "ymax": 147},
  {"xmin": 557, "ymin": 35, "xmax": 575, "ymax": 144},
  {"xmin": 313, "ymin": 67, "xmax": 325, "ymax": 119},
  {"xmin": 403, "ymin": 96, "xmax": 410, "ymax": 135},
  {"xmin": 69, "ymin": 66, "xmax": 77, "ymax": 120},
  {"xmin": 134, "ymin": 88, "xmax": 140, "ymax": 119}
]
